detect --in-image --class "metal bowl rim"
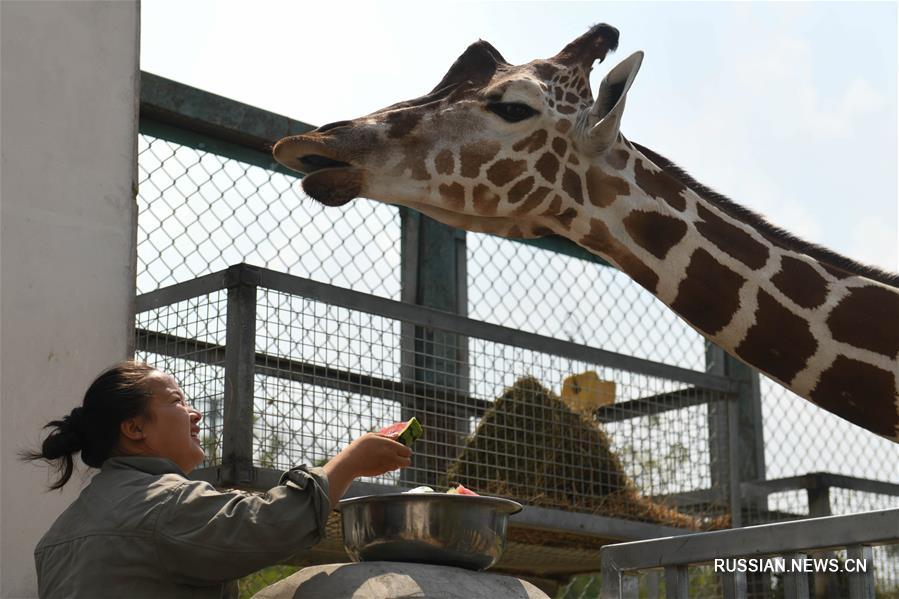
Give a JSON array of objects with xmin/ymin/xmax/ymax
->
[{"xmin": 337, "ymin": 492, "xmax": 523, "ymax": 514}]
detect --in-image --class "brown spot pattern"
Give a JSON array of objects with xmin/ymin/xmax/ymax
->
[
  {"xmin": 472, "ymin": 184, "xmax": 500, "ymax": 215},
  {"xmin": 557, "ymin": 104, "xmax": 577, "ymax": 115},
  {"xmin": 827, "ymin": 286, "xmax": 899, "ymax": 357},
  {"xmin": 392, "ymin": 152, "xmax": 430, "ymax": 181},
  {"xmin": 555, "ymin": 120, "xmax": 572, "ymax": 134},
  {"xmin": 536, "ymin": 152, "xmax": 560, "ymax": 183},
  {"xmin": 386, "ymin": 110, "xmax": 422, "ymax": 139},
  {"xmin": 580, "ymin": 219, "xmax": 659, "ymax": 292},
  {"xmin": 568, "ymin": 155, "xmax": 580, "ymax": 166},
  {"xmin": 542, "ymin": 195, "xmax": 562, "ymax": 217},
  {"xmin": 562, "ymin": 168, "xmax": 584, "ymax": 205},
  {"xmin": 555, "ymin": 207, "xmax": 578, "ymax": 229},
  {"xmin": 696, "ymin": 203, "xmax": 770, "ymax": 270},
  {"xmin": 634, "ymin": 159, "xmax": 687, "ymax": 211},
  {"xmin": 735, "ymin": 289, "xmax": 818, "ymax": 384},
  {"xmin": 622, "ymin": 210, "xmax": 688, "ymax": 260},
  {"xmin": 671, "ymin": 249, "xmax": 746, "ymax": 335},
  {"xmin": 487, "ymin": 159, "xmax": 528, "ymax": 187},
  {"xmin": 439, "ymin": 182, "xmax": 465, "ymax": 211},
  {"xmin": 585, "ymin": 165, "xmax": 629, "ymax": 208},
  {"xmin": 512, "ymin": 130, "xmax": 548, "ymax": 153},
  {"xmin": 513, "ymin": 186, "xmax": 552, "ymax": 215},
  {"xmin": 565, "ymin": 92, "xmax": 579, "ymax": 104},
  {"xmin": 552, "ymin": 138, "xmax": 568, "ymax": 156},
  {"xmin": 607, "ymin": 149, "xmax": 629, "ymax": 170},
  {"xmin": 435, "ymin": 149, "xmax": 455, "ymax": 175},
  {"xmin": 772, "ymin": 256, "xmax": 829, "ymax": 309},
  {"xmin": 810, "ymin": 357, "xmax": 898, "ymax": 439},
  {"xmin": 508, "ymin": 177, "xmax": 535, "ymax": 204},
  {"xmin": 460, "ymin": 141, "xmax": 500, "ymax": 178}
]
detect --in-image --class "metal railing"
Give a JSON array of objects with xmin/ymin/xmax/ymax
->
[
  {"xmin": 599, "ymin": 508, "xmax": 899, "ymax": 599},
  {"xmin": 135, "ymin": 72, "xmax": 899, "ymax": 594}
]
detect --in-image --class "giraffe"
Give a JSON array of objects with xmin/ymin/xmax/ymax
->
[{"xmin": 273, "ymin": 24, "xmax": 899, "ymax": 441}]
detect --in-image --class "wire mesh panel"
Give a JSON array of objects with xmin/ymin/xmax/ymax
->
[
  {"xmin": 134, "ymin": 291, "xmax": 228, "ymax": 469},
  {"xmin": 468, "ymin": 233, "xmax": 707, "ymax": 371},
  {"xmin": 136, "ymin": 272, "xmax": 734, "ymax": 529},
  {"xmin": 467, "ymin": 232, "xmax": 899, "ymax": 495},
  {"xmin": 137, "ymin": 135, "xmax": 401, "ymax": 298}
]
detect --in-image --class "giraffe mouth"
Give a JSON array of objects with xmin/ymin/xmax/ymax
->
[
  {"xmin": 272, "ymin": 137, "xmax": 362, "ymax": 206},
  {"xmin": 298, "ymin": 154, "xmax": 353, "ymax": 171}
]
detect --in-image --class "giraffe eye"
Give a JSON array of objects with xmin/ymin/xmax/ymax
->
[{"xmin": 487, "ymin": 102, "xmax": 539, "ymax": 123}]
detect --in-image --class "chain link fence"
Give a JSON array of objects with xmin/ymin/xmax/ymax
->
[{"xmin": 136, "ymin": 84, "xmax": 898, "ymax": 596}]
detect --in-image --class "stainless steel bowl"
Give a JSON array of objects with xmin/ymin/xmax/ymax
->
[{"xmin": 338, "ymin": 493, "xmax": 523, "ymax": 570}]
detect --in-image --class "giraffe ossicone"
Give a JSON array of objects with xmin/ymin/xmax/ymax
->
[{"xmin": 273, "ymin": 23, "xmax": 899, "ymax": 442}]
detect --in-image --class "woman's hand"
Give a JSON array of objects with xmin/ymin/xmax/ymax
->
[{"xmin": 321, "ymin": 433, "xmax": 412, "ymax": 507}]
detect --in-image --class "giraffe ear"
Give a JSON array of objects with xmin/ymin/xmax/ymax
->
[{"xmin": 586, "ymin": 52, "xmax": 644, "ymax": 153}]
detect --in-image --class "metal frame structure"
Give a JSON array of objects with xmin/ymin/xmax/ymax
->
[
  {"xmin": 599, "ymin": 508, "xmax": 899, "ymax": 599},
  {"xmin": 136, "ymin": 72, "xmax": 898, "ymax": 589}
]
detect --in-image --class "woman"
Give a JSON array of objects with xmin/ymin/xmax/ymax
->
[{"xmin": 24, "ymin": 361, "xmax": 412, "ymax": 598}]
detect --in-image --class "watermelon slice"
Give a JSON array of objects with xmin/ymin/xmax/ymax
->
[
  {"xmin": 377, "ymin": 417, "xmax": 423, "ymax": 446},
  {"xmin": 446, "ymin": 484, "xmax": 479, "ymax": 496}
]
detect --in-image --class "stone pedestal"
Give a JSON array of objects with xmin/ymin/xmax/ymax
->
[{"xmin": 251, "ymin": 562, "xmax": 551, "ymax": 599}]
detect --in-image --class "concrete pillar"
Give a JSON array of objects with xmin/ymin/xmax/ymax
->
[{"xmin": 1, "ymin": 1, "xmax": 140, "ymax": 596}]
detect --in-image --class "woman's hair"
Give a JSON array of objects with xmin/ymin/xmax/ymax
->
[{"xmin": 22, "ymin": 361, "xmax": 158, "ymax": 490}]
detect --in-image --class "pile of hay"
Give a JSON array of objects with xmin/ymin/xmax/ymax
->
[{"xmin": 444, "ymin": 376, "xmax": 728, "ymax": 531}]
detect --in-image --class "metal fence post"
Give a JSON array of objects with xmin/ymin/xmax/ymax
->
[
  {"xmin": 807, "ymin": 479, "xmax": 840, "ymax": 598},
  {"xmin": 400, "ymin": 208, "xmax": 469, "ymax": 486},
  {"xmin": 706, "ymin": 344, "xmax": 766, "ymax": 523},
  {"xmin": 221, "ymin": 263, "xmax": 258, "ymax": 487},
  {"xmin": 707, "ymin": 343, "xmax": 767, "ymax": 595}
]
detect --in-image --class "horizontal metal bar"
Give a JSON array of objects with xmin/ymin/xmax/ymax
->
[
  {"xmin": 510, "ymin": 503, "xmax": 690, "ymax": 542},
  {"xmin": 651, "ymin": 487, "xmax": 728, "ymax": 509},
  {"xmin": 140, "ymin": 117, "xmax": 301, "ymax": 179},
  {"xmin": 742, "ymin": 473, "xmax": 899, "ymax": 498},
  {"xmin": 596, "ymin": 387, "xmax": 716, "ymax": 423},
  {"xmin": 140, "ymin": 72, "xmax": 315, "ymax": 154},
  {"xmin": 138, "ymin": 327, "xmax": 743, "ymax": 433},
  {"xmin": 510, "ymin": 233, "xmax": 612, "ymax": 268},
  {"xmin": 135, "ymin": 328, "xmax": 491, "ymax": 416},
  {"xmin": 599, "ymin": 508, "xmax": 899, "ymax": 573},
  {"xmin": 191, "ymin": 468, "xmax": 695, "ymax": 545},
  {"xmin": 250, "ymin": 265, "xmax": 737, "ymax": 393},
  {"xmin": 135, "ymin": 270, "xmax": 230, "ymax": 313}
]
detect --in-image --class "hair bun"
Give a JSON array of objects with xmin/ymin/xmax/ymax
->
[{"xmin": 63, "ymin": 406, "xmax": 87, "ymax": 446}]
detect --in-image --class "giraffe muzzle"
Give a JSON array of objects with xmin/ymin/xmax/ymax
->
[{"xmin": 298, "ymin": 154, "xmax": 353, "ymax": 171}]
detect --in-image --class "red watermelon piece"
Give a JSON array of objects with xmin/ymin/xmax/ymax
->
[
  {"xmin": 447, "ymin": 484, "xmax": 479, "ymax": 496},
  {"xmin": 376, "ymin": 417, "xmax": 423, "ymax": 446}
]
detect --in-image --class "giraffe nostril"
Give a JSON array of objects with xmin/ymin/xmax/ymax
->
[{"xmin": 315, "ymin": 120, "xmax": 353, "ymax": 134}]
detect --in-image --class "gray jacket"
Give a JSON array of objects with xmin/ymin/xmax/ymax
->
[{"xmin": 34, "ymin": 456, "xmax": 331, "ymax": 598}]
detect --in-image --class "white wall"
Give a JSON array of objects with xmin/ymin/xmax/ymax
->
[{"xmin": 0, "ymin": 1, "xmax": 140, "ymax": 597}]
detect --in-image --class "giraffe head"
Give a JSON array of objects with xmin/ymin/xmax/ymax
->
[{"xmin": 273, "ymin": 24, "xmax": 643, "ymax": 237}]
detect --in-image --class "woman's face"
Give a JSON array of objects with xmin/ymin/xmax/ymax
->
[{"xmin": 137, "ymin": 371, "xmax": 205, "ymax": 473}]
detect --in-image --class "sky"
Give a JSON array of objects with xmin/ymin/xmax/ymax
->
[{"xmin": 141, "ymin": 0, "xmax": 898, "ymax": 273}]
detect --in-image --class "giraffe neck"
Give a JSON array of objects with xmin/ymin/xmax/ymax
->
[{"xmin": 553, "ymin": 138, "xmax": 899, "ymax": 440}]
